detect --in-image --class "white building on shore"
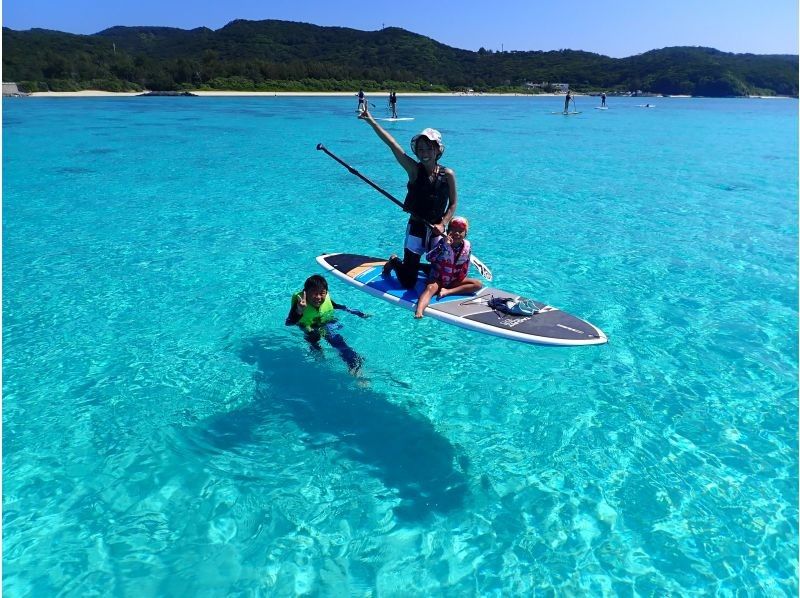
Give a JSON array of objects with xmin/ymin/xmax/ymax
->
[
  {"xmin": 3, "ymin": 82, "xmax": 28, "ymax": 96},
  {"xmin": 525, "ymin": 82, "xmax": 569, "ymax": 93}
]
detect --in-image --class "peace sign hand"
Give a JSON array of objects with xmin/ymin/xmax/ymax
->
[{"xmin": 296, "ymin": 291, "xmax": 307, "ymax": 314}]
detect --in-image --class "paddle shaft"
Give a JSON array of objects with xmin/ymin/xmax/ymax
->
[
  {"xmin": 316, "ymin": 143, "xmax": 493, "ymax": 281},
  {"xmin": 316, "ymin": 143, "xmax": 405, "ymax": 211}
]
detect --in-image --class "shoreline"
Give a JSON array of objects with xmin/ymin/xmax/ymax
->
[
  {"xmin": 25, "ymin": 90, "xmax": 565, "ymax": 98},
  {"xmin": 18, "ymin": 90, "xmax": 796, "ymax": 99}
]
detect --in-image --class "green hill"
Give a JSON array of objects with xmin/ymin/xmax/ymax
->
[{"xmin": 3, "ymin": 19, "xmax": 797, "ymax": 96}]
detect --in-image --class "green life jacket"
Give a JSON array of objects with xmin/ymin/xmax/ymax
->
[{"xmin": 293, "ymin": 291, "xmax": 335, "ymax": 330}]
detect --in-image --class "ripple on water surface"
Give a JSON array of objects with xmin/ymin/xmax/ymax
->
[{"xmin": 3, "ymin": 96, "xmax": 797, "ymax": 595}]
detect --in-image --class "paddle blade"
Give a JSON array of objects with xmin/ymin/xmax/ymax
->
[{"xmin": 470, "ymin": 255, "xmax": 493, "ymax": 281}]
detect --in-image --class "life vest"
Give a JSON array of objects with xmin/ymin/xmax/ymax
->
[
  {"xmin": 428, "ymin": 239, "xmax": 471, "ymax": 287},
  {"xmin": 293, "ymin": 292, "xmax": 335, "ymax": 329},
  {"xmin": 403, "ymin": 163, "xmax": 450, "ymax": 226}
]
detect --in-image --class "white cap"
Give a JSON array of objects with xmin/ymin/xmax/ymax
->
[{"xmin": 411, "ymin": 128, "xmax": 444, "ymax": 159}]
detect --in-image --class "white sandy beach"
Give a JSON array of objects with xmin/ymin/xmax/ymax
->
[
  {"xmin": 24, "ymin": 90, "xmax": 791, "ymax": 100},
  {"xmin": 27, "ymin": 90, "xmax": 565, "ymax": 98}
]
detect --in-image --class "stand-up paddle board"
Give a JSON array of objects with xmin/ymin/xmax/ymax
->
[
  {"xmin": 317, "ymin": 253, "xmax": 607, "ymax": 346},
  {"xmin": 551, "ymin": 111, "xmax": 582, "ymax": 115},
  {"xmin": 595, "ymin": 106, "xmax": 609, "ymax": 110},
  {"xmin": 637, "ymin": 104, "xmax": 656, "ymax": 108},
  {"xmin": 378, "ymin": 117, "xmax": 415, "ymax": 122}
]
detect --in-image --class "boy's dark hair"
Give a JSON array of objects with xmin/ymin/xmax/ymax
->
[{"xmin": 304, "ymin": 275, "xmax": 328, "ymax": 293}]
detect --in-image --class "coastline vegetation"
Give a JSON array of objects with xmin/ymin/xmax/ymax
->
[{"xmin": 3, "ymin": 20, "xmax": 797, "ymax": 97}]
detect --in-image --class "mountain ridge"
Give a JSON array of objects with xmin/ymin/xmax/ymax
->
[{"xmin": 3, "ymin": 19, "xmax": 797, "ymax": 96}]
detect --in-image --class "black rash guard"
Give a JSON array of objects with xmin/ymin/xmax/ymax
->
[{"xmin": 403, "ymin": 162, "xmax": 450, "ymax": 236}]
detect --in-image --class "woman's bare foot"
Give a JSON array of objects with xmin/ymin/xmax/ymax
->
[
  {"xmin": 438, "ymin": 288, "xmax": 451, "ymax": 299},
  {"xmin": 414, "ymin": 311, "xmax": 424, "ymax": 319},
  {"xmin": 382, "ymin": 254, "xmax": 398, "ymax": 277}
]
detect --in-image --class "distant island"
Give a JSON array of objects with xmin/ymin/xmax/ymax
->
[{"xmin": 3, "ymin": 19, "xmax": 798, "ymax": 97}]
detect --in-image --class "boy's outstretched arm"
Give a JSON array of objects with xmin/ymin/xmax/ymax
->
[{"xmin": 332, "ymin": 301, "xmax": 370, "ymax": 319}]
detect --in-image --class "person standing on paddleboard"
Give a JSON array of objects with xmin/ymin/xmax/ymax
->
[
  {"xmin": 389, "ymin": 91, "xmax": 398, "ymax": 118},
  {"xmin": 564, "ymin": 89, "xmax": 572, "ymax": 113},
  {"xmin": 357, "ymin": 89, "xmax": 367, "ymax": 114},
  {"xmin": 359, "ymin": 109, "xmax": 457, "ymax": 289}
]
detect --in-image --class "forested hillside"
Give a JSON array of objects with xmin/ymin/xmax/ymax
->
[{"xmin": 3, "ymin": 19, "xmax": 797, "ymax": 96}]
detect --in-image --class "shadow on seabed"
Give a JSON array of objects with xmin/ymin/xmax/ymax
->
[{"xmin": 194, "ymin": 335, "xmax": 470, "ymax": 522}]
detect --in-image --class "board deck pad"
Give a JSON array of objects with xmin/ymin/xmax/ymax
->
[{"xmin": 317, "ymin": 253, "xmax": 607, "ymax": 346}]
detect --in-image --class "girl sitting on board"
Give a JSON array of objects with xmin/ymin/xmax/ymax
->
[
  {"xmin": 359, "ymin": 109, "xmax": 457, "ymax": 289},
  {"xmin": 415, "ymin": 216, "xmax": 483, "ymax": 319}
]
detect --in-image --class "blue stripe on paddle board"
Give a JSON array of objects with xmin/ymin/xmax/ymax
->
[{"xmin": 353, "ymin": 266, "xmax": 465, "ymax": 304}]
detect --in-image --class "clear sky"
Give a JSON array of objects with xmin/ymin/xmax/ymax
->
[{"xmin": 3, "ymin": 0, "xmax": 798, "ymax": 58}]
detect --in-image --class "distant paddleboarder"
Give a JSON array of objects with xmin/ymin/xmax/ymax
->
[
  {"xmin": 389, "ymin": 90, "xmax": 398, "ymax": 118},
  {"xmin": 357, "ymin": 89, "xmax": 366, "ymax": 114},
  {"xmin": 564, "ymin": 90, "xmax": 572, "ymax": 114},
  {"xmin": 601, "ymin": 92, "xmax": 607, "ymax": 107}
]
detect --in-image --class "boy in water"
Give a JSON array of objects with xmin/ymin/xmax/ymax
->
[{"xmin": 286, "ymin": 275, "xmax": 369, "ymax": 374}]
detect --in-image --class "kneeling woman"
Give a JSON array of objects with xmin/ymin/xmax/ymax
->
[
  {"xmin": 415, "ymin": 216, "xmax": 483, "ymax": 319},
  {"xmin": 359, "ymin": 109, "xmax": 457, "ymax": 289}
]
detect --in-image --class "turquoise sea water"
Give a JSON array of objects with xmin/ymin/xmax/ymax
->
[{"xmin": 3, "ymin": 95, "xmax": 798, "ymax": 595}]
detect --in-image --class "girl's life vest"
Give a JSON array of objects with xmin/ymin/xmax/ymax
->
[
  {"xmin": 427, "ymin": 238, "xmax": 471, "ymax": 287},
  {"xmin": 403, "ymin": 163, "xmax": 450, "ymax": 227},
  {"xmin": 292, "ymin": 292, "xmax": 335, "ymax": 330}
]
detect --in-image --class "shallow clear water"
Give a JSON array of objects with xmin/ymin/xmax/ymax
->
[{"xmin": 3, "ymin": 95, "xmax": 797, "ymax": 595}]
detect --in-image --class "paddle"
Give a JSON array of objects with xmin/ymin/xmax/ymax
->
[{"xmin": 316, "ymin": 143, "xmax": 493, "ymax": 281}]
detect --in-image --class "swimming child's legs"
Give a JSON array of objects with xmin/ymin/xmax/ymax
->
[
  {"xmin": 323, "ymin": 325, "xmax": 363, "ymax": 374},
  {"xmin": 303, "ymin": 330, "xmax": 324, "ymax": 352}
]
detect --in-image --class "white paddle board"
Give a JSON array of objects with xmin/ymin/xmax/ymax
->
[{"xmin": 316, "ymin": 253, "xmax": 607, "ymax": 346}]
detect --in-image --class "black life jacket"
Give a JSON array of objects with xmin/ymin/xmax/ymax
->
[{"xmin": 403, "ymin": 163, "xmax": 450, "ymax": 225}]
